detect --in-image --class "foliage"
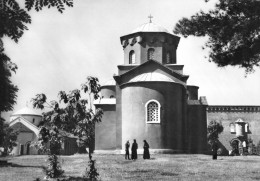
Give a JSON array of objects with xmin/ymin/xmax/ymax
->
[
  {"xmin": 32, "ymin": 76, "xmax": 103, "ymax": 178},
  {"xmin": 25, "ymin": 0, "xmax": 73, "ymax": 13},
  {"xmin": 0, "ymin": 50, "xmax": 18, "ymax": 113},
  {"xmin": 256, "ymin": 140, "xmax": 260, "ymax": 155},
  {"xmin": 174, "ymin": 0, "xmax": 260, "ymax": 74},
  {"xmin": 0, "ymin": 0, "xmax": 73, "ymax": 116},
  {"xmin": 0, "ymin": 117, "xmax": 18, "ymax": 156},
  {"xmin": 83, "ymin": 159, "xmax": 99, "ymax": 180},
  {"xmin": 207, "ymin": 120, "xmax": 223, "ymax": 147},
  {"xmin": 43, "ymin": 154, "xmax": 64, "ymax": 179}
]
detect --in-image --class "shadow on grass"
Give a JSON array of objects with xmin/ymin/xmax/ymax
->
[
  {"xmin": 11, "ymin": 163, "xmax": 45, "ymax": 169},
  {"xmin": 33, "ymin": 177, "xmax": 89, "ymax": 181},
  {"xmin": 161, "ymin": 172, "xmax": 179, "ymax": 176}
]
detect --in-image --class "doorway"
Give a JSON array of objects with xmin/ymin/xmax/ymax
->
[
  {"xmin": 230, "ymin": 139, "xmax": 240, "ymax": 155},
  {"xmin": 20, "ymin": 145, "xmax": 24, "ymax": 155},
  {"xmin": 26, "ymin": 142, "xmax": 31, "ymax": 155}
]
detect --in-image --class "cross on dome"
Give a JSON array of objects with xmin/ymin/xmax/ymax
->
[{"xmin": 148, "ymin": 14, "xmax": 153, "ymax": 23}]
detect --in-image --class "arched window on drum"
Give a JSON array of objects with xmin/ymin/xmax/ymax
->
[
  {"xmin": 166, "ymin": 51, "xmax": 171, "ymax": 64},
  {"xmin": 145, "ymin": 100, "xmax": 161, "ymax": 123},
  {"xmin": 129, "ymin": 50, "xmax": 136, "ymax": 64},
  {"xmin": 147, "ymin": 48, "xmax": 155, "ymax": 61}
]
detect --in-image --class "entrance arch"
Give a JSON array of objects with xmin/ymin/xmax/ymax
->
[{"xmin": 230, "ymin": 138, "xmax": 240, "ymax": 155}]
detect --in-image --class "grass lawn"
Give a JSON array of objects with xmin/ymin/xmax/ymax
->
[{"xmin": 1, "ymin": 154, "xmax": 260, "ymax": 180}]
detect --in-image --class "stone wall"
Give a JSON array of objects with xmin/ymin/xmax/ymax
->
[{"xmin": 207, "ymin": 106, "xmax": 260, "ymax": 154}]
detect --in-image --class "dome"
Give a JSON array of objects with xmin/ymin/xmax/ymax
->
[
  {"xmin": 129, "ymin": 72, "xmax": 175, "ymax": 83},
  {"xmin": 12, "ymin": 107, "xmax": 42, "ymax": 116},
  {"xmin": 132, "ymin": 22, "xmax": 170, "ymax": 33},
  {"xmin": 102, "ymin": 79, "xmax": 116, "ymax": 86}
]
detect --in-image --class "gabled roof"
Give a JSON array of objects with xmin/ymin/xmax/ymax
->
[
  {"xmin": 10, "ymin": 116, "xmax": 40, "ymax": 136},
  {"xmin": 114, "ymin": 60, "xmax": 189, "ymax": 86}
]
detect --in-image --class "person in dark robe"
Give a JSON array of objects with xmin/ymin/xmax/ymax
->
[
  {"xmin": 125, "ymin": 140, "xmax": 130, "ymax": 160},
  {"xmin": 131, "ymin": 139, "xmax": 138, "ymax": 160},
  {"xmin": 212, "ymin": 141, "xmax": 218, "ymax": 160},
  {"xmin": 143, "ymin": 140, "xmax": 150, "ymax": 159}
]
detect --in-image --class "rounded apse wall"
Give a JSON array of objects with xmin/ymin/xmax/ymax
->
[
  {"xmin": 101, "ymin": 86, "xmax": 116, "ymax": 98},
  {"xmin": 120, "ymin": 82, "xmax": 185, "ymax": 151}
]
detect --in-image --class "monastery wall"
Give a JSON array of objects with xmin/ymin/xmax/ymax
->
[{"xmin": 207, "ymin": 106, "xmax": 260, "ymax": 154}]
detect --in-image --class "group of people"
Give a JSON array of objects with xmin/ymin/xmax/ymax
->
[{"xmin": 125, "ymin": 139, "xmax": 150, "ymax": 160}]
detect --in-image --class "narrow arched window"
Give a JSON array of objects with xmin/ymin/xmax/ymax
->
[
  {"xmin": 129, "ymin": 50, "xmax": 136, "ymax": 64},
  {"xmin": 166, "ymin": 51, "xmax": 171, "ymax": 64},
  {"xmin": 145, "ymin": 100, "xmax": 161, "ymax": 123},
  {"xmin": 230, "ymin": 123, "xmax": 235, "ymax": 133},
  {"xmin": 147, "ymin": 48, "xmax": 155, "ymax": 61}
]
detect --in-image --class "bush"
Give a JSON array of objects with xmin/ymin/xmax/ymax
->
[
  {"xmin": 256, "ymin": 141, "xmax": 260, "ymax": 155},
  {"xmin": 43, "ymin": 154, "xmax": 64, "ymax": 179},
  {"xmin": 83, "ymin": 159, "xmax": 99, "ymax": 180}
]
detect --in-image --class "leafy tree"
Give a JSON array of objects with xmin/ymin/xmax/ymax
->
[
  {"xmin": 174, "ymin": 0, "xmax": 260, "ymax": 74},
  {"xmin": 32, "ymin": 76, "xmax": 103, "ymax": 179},
  {"xmin": 0, "ymin": 49, "xmax": 18, "ymax": 113},
  {"xmin": 207, "ymin": 120, "xmax": 223, "ymax": 159},
  {"xmin": 0, "ymin": 0, "xmax": 73, "ymax": 163},
  {"xmin": 0, "ymin": 0, "xmax": 73, "ymax": 116},
  {"xmin": 0, "ymin": 117, "xmax": 18, "ymax": 156},
  {"xmin": 207, "ymin": 120, "xmax": 224, "ymax": 142}
]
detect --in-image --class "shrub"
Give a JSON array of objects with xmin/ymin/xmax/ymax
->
[{"xmin": 43, "ymin": 154, "xmax": 64, "ymax": 179}]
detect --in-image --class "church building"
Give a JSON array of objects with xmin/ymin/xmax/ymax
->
[
  {"xmin": 9, "ymin": 107, "xmax": 78, "ymax": 156},
  {"xmin": 7, "ymin": 18, "xmax": 260, "ymax": 156},
  {"xmin": 94, "ymin": 19, "xmax": 208, "ymax": 154}
]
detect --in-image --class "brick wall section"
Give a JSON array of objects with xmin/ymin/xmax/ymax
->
[{"xmin": 207, "ymin": 106, "xmax": 260, "ymax": 154}]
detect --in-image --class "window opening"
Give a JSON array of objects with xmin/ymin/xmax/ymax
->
[
  {"xmin": 145, "ymin": 100, "xmax": 160, "ymax": 123},
  {"xmin": 129, "ymin": 50, "xmax": 136, "ymax": 64},
  {"xmin": 148, "ymin": 48, "xmax": 155, "ymax": 61}
]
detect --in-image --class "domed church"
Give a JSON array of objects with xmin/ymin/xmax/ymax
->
[
  {"xmin": 9, "ymin": 107, "xmax": 78, "ymax": 155},
  {"xmin": 94, "ymin": 19, "xmax": 208, "ymax": 154}
]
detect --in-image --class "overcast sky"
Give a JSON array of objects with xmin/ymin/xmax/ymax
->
[{"xmin": 3, "ymin": 0, "xmax": 260, "ymax": 118}]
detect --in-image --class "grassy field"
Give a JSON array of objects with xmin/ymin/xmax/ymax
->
[{"xmin": 1, "ymin": 154, "xmax": 260, "ymax": 181}]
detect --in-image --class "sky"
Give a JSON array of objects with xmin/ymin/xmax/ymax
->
[{"xmin": 2, "ymin": 0, "xmax": 260, "ymax": 119}]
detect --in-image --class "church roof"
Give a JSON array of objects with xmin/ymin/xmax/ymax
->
[
  {"xmin": 129, "ymin": 72, "xmax": 175, "ymax": 83},
  {"xmin": 10, "ymin": 116, "xmax": 40, "ymax": 136},
  {"xmin": 12, "ymin": 107, "xmax": 42, "ymax": 117},
  {"xmin": 114, "ymin": 60, "xmax": 189, "ymax": 86},
  {"xmin": 102, "ymin": 79, "xmax": 116, "ymax": 87},
  {"xmin": 132, "ymin": 22, "xmax": 170, "ymax": 33}
]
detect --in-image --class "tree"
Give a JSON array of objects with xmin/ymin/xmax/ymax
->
[
  {"xmin": 174, "ymin": 0, "xmax": 260, "ymax": 74},
  {"xmin": 0, "ymin": 0, "xmax": 74, "ymax": 115},
  {"xmin": 207, "ymin": 120, "xmax": 224, "ymax": 143},
  {"xmin": 32, "ymin": 76, "xmax": 103, "ymax": 179},
  {"xmin": 207, "ymin": 120, "xmax": 223, "ymax": 159},
  {"xmin": 0, "ymin": 117, "xmax": 18, "ymax": 156}
]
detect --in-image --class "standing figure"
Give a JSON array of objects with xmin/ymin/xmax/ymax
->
[
  {"xmin": 131, "ymin": 139, "xmax": 138, "ymax": 160},
  {"xmin": 212, "ymin": 141, "xmax": 218, "ymax": 160},
  {"xmin": 125, "ymin": 140, "xmax": 130, "ymax": 160},
  {"xmin": 143, "ymin": 140, "xmax": 150, "ymax": 159}
]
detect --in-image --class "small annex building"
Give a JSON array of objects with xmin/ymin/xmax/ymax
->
[
  {"xmin": 9, "ymin": 107, "xmax": 78, "ymax": 156},
  {"xmin": 94, "ymin": 20, "xmax": 208, "ymax": 154}
]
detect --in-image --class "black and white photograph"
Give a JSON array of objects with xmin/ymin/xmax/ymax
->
[{"xmin": 1, "ymin": 0, "xmax": 260, "ymax": 180}]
